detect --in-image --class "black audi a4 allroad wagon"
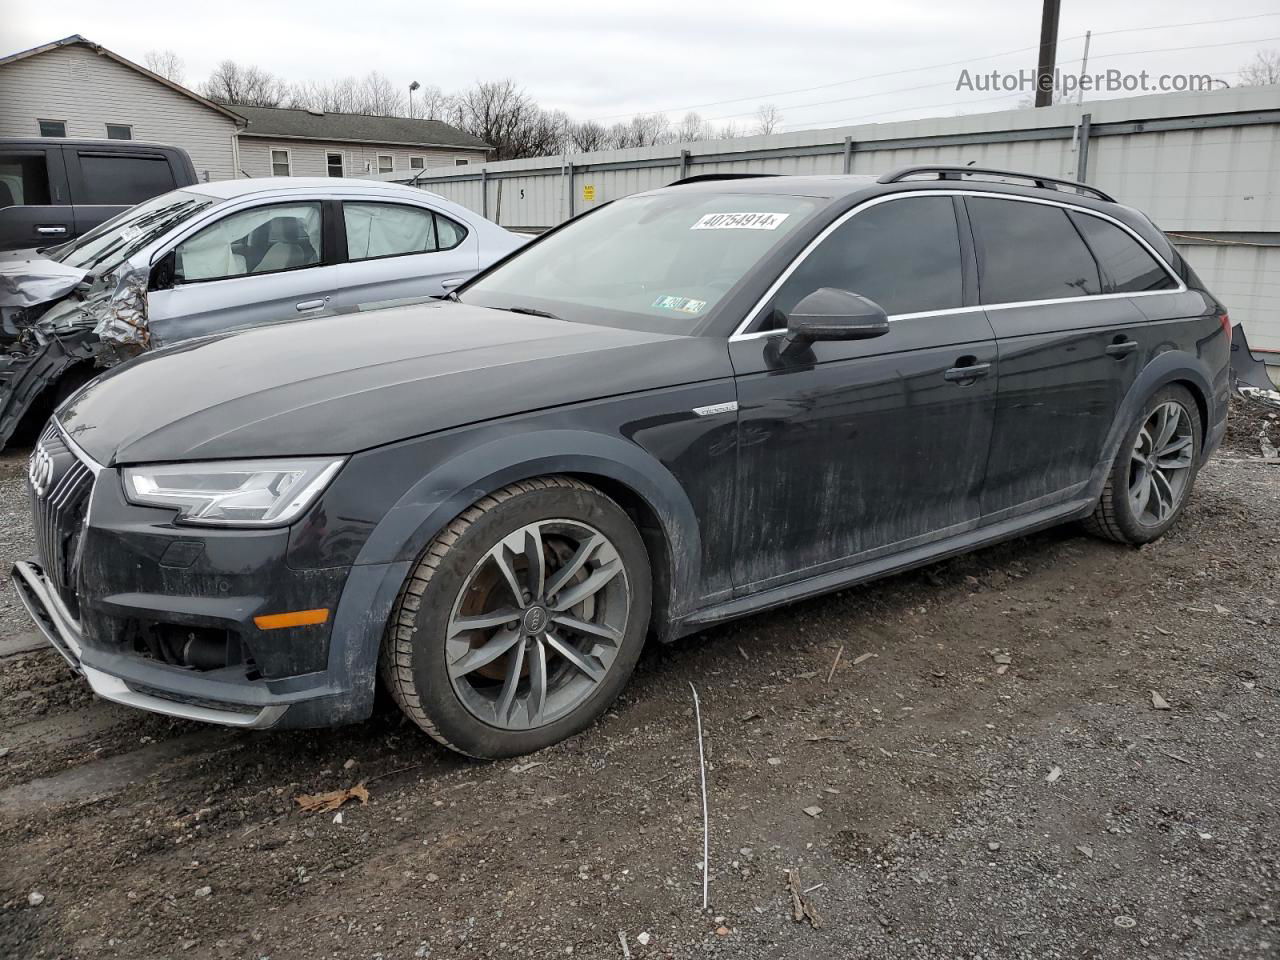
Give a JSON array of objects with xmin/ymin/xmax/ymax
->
[{"xmin": 14, "ymin": 166, "xmax": 1231, "ymax": 758}]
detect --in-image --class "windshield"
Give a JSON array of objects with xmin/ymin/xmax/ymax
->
[
  {"xmin": 461, "ymin": 191, "xmax": 821, "ymax": 333},
  {"xmin": 52, "ymin": 190, "xmax": 216, "ymax": 276}
]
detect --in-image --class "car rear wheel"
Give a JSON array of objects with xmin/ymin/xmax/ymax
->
[
  {"xmin": 1085, "ymin": 384, "xmax": 1203, "ymax": 545},
  {"xmin": 380, "ymin": 476, "xmax": 651, "ymax": 758}
]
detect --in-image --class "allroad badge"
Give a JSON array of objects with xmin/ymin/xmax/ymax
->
[{"xmin": 28, "ymin": 443, "xmax": 54, "ymax": 497}]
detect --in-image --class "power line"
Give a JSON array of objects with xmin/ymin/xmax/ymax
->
[{"xmin": 585, "ymin": 12, "xmax": 1280, "ymax": 125}]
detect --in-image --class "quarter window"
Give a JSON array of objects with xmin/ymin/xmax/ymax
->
[
  {"xmin": 270, "ymin": 149, "xmax": 291, "ymax": 177},
  {"xmin": 1068, "ymin": 211, "xmax": 1176, "ymax": 293},
  {"xmin": 771, "ymin": 195, "xmax": 964, "ymax": 323},
  {"xmin": 105, "ymin": 123, "xmax": 132, "ymax": 140},
  {"xmin": 377, "ymin": 155, "xmax": 394, "ymax": 174},
  {"xmin": 38, "ymin": 119, "xmax": 66, "ymax": 137},
  {"xmin": 326, "ymin": 152, "xmax": 344, "ymax": 177},
  {"xmin": 174, "ymin": 202, "xmax": 322, "ymax": 282},
  {"xmin": 968, "ymin": 197, "xmax": 1101, "ymax": 304}
]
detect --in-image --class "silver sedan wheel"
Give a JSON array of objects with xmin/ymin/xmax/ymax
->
[
  {"xmin": 445, "ymin": 519, "xmax": 630, "ymax": 731},
  {"xmin": 1128, "ymin": 400, "xmax": 1194, "ymax": 526}
]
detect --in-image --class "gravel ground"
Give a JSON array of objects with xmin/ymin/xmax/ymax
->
[{"xmin": 0, "ymin": 401, "xmax": 1276, "ymax": 960}]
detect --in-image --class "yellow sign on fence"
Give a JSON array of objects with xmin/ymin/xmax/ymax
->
[{"xmin": 582, "ymin": 184, "xmax": 596, "ymax": 202}]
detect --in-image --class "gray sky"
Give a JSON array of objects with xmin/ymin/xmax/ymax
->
[{"xmin": 5, "ymin": 0, "xmax": 1279, "ymax": 130}]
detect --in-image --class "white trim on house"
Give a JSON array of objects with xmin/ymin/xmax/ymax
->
[
  {"xmin": 270, "ymin": 147, "xmax": 292, "ymax": 177},
  {"xmin": 325, "ymin": 150, "xmax": 346, "ymax": 177},
  {"xmin": 377, "ymin": 153, "xmax": 394, "ymax": 174}
]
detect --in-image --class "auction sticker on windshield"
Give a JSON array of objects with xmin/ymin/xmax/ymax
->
[
  {"xmin": 691, "ymin": 212, "xmax": 790, "ymax": 230},
  {"xmin": 653, "ymin": 295, "xmax": 707, "ymax": 314}
]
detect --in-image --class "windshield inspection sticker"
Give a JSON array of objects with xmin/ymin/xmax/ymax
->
[
  {"xmin": 653, "ymin": 295, "xmax": 707, "ymax": 315},
  {"xmin": 691, "ymin": 212, "xmax": 790, "ymax": 231}
]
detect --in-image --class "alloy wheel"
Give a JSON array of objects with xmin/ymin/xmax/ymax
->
[
  {"xmin": 445, "ymin": 519, "xmax": 630, "ymax": 730},
  {"xmin": 1128, "ymin": 400, "xmax": 1194, "ymax": 526}
]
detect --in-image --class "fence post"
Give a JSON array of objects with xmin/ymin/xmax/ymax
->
[
  {"xmin": 481, "ymin": 168, "xmax": 489, "ymax": 219},
  {"xmin": 567, "ymin": 162, "xmax": 575, "ymax": 220},
  {"xmin": 842, "ymin": 136, "xmax": 853, "ymax": 174},
  {"xmin": 1076, "ymin": 113, "xmax": 1092, "ymax": 182},
  {"xmin": 680, "ymin": 149, "xmax": 691, "ymax": 180}
]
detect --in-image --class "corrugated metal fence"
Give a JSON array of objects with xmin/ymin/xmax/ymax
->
[{"xmin": 380, "ymin": 86, "xmax": 1280, "ymax": 352}]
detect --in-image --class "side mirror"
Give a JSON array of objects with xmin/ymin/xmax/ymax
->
[{"xmin": 784, "ymin": 288, "xmax": 891, "ymax": 343}]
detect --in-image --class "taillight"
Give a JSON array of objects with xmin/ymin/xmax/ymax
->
[{"xmin": 1221, "ymin": 312, "xmax": 1232, "ymax": 338}]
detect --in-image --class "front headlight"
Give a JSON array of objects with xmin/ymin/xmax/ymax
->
[{"xmin": 122, "ymin": 457, "xmax": 345, "ymax": 527}]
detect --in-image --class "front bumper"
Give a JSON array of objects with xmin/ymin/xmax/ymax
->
[{"xmin": 13, "ymin": 559, "xmax": 288, "ymax": 728}]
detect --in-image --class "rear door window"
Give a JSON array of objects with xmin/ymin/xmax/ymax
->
[
  {"xmin": 967, "ymin": 197, "xmax": 1102, "ymax": 304},
  {"xmin": 74, "ymin": 152, "xmax": 176, "ymax": 205},
  {"xmin": 175, "ymin": 202, "xmax": 322, "ymax": 281},
  {"xmin": 0, "ymin": 154, "xmax": 51, "ymax": 207},
  {"xmin": 1068, "ymin": 211, "xmax": 1177, "ymax": 293},
  {"xmin": 771, "ymin": 195, "xmax": 964, "ymax": 322},
  {"xmin": 343, "ymin": 202, "xmax": 437, "ymax": 260}
]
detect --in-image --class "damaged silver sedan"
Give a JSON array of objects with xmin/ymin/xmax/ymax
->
[{"xmin": 0, "ymin": 178, "xmax": 524, "ymax": 447}]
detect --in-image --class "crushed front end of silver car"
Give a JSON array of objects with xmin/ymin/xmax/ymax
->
[{"xmin": 0, "ymin": 256, "xmax": 151, "ymax": 447}]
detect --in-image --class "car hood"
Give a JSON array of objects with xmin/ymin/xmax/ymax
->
[{"xmin": 58, "ymin": 300, "xmax": 730, "ymax": 465}]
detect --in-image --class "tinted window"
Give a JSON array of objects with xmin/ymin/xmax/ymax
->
[
  {"xmin": 1069, "ymin": 211, "xmax": 1176, "ymax": 293},
  {"xmin": 76, "ymin": 154, "xmax": 176, "ymax": 205},
  {"xmin": 175, "ymin": 202, "xmax": 322, "ymax": 281},
  {"xmin": 968, "ymin": 197, "xmax": 1101, "ymax": 304},
  {"xmin": 772, "ymin": 196, "xmax": 963, "ymax": 323},
  {"xmin": 344, "ymin": 202, "xmax": 437, "ymax": 260},
  {"xmin": 0, "ymin": 155, "xmax": 51, "ymax": 207}
]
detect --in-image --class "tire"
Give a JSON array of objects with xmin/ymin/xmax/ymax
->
[
  {"xmin": 379, "ymin": 476, "xmax": 652, "ymax": 759},
  {"xmin": 1084, "ymin": 384, "xmax": 1203, "ymax": 545}
]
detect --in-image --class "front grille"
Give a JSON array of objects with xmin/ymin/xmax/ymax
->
[{"xmin": 29, "ymin": 422, "xmax": 97, "ymax": 616}]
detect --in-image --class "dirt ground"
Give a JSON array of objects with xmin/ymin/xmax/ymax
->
[{"xmin": 1, "ymin": 400, "xmax": 1277, "ymax": 960}]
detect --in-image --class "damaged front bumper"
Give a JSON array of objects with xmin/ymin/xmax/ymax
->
[
  {"xmin": 11, "ymin": 560, "xmax": 287, "ymax": 729},
  {"xmin": 1231, "ymin": 323, "xmax": 1280, "ymax": 409},
  {"xmin": 0, "ymin": 259, "xmax": 150, "ymax": 448}
]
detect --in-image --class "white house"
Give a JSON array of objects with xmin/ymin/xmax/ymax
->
[{"xmin": 0, "ymin": 36, "xmax": 490, "ymax": 182}]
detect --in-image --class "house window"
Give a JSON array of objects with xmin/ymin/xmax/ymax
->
[
  {"xmin": 271, "ymin": 149, "xmax": 291, "ymax": 177},
  {"xmin": 326, "ymin": 152, "xmax": 344, "ymax": 177},
  {"xmin": 454, "ymin": 158, "xmax": 469, "ymax": 166},
  {"xmin": 38, "ymin": 119, "xmax": 66, "ymax": 138},
  {"xmin": 377, "ymin": 155, "xmax": 394, "ymax": 174},
  {"xmin": 409, "ymin": 157, "xmax": 425, "ymax": 169},
  {"xmin": 105, "ymin": 123, "xmax": 132, "ymax": 140}
]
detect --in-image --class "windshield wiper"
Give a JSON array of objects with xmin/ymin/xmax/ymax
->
[{"xmin": 503, "ymin": 306, "xmax": 561, "ymax": 320}]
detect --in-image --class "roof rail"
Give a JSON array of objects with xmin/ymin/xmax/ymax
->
[
  {"xmin": 668, "ymin": 173, "xmax": 780, "ymax": 186},
  {"xmin": 877, "ymin": 165, "xmax": 1115, "ymax": 203}
]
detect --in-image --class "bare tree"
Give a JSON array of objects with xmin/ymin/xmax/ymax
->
[
  {"xmin": 201, "ymin": 60, "xmax": 290, "ymax": 107},
  {"xmin": 449, "ymin": 80, "xmax": 565, "ymax": 160},
  {"xmin": 359, "ymin": 71, "xmax": 404, "ymax": 116},
  {"xmin": 570, "ymin": 120, "xmax": 611, "ymax": 152},
  {"xmin": 1239, "ymin": 49, "xmax": 1280, "ymax": 85},
  {"xmin": 713, "ymin": 121, "xmax": 742, "ymax": 140},
  {"xmin": 753, "ymin": 103, "xmax": 783, "ymax": 136},
  {"xmin": 675, "ymin": 112, "xmax": 714, "ymax": 142},
  {"xmin": 291, "ymin": 77, "xmax": 363, "ymax": 113},
  {"xmin": 143, "ymin": 49, "xmax": 185, "ymax": 85},
  {"xmin": 408, "ymin": 84, "xmax": 451, "ymax": 121}
]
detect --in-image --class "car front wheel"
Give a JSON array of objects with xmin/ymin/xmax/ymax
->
[
  {"xmin": 380, "ymin": 476, "xmax": 651, "ymax": 758},
  {"xmin": 1085, "ymin": 384, "xmax": 1203, "ymax": 545}
]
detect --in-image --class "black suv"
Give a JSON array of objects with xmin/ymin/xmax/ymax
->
[
  {"xmin": 0, "ymin": 137, "xmax": 197, "ymax": 251},
  {"xmin": 13, "ymin": 166, "xmax": 1231, "ymax": 758}
]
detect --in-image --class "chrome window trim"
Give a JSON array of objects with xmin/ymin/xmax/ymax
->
[{"xmin": 728, "ymin": 189, "xmax": 1187, "ymax": 342}]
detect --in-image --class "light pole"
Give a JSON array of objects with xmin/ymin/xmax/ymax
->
[{"xmin": 409, "ymin": 80, "xmax": 420, "ymax": 117}]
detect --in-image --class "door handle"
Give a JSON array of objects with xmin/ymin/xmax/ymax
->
[
  {"xmin": 1106, "ymin": 339, "xmax": 1139, "ymax": 359},
  {"xmin": 944, "ymin": 359, "xmax": 992, "ymax": 383},
  {"xmin": 35, "ymin": 225, "xmax": 68, "ymax": 235},
  {"xmin": 296, "ymin": 298, "xmax": 328, "ymax": 312},
  {"xmin": 440, "ymin": 277, "xmax": 466, "ymax": 290}
]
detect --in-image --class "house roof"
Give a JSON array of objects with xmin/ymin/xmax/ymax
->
[
  {"xmin": 0, "ymin": 35, "xmax": 246, "ymax": 125},
  {"xmin": 233, "ymin": 105, "xmax": 489, "ymax": 151}
]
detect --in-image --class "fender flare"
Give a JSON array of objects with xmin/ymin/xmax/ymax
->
[
  {"xmin": 1089, "ymin": 349, "xmax": 1215, "ymax": 496},
  {"xmin": 352, "ymin": 428, "xmax": 704, "ymax": 621}
]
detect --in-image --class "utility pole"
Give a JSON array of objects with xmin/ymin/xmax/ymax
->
[{"xmin": 1034, "ymin": 0, "xmax": 1062, "ymax": 107}]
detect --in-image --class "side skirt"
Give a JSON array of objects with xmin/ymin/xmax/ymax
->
[{"xmin": 671, "ymin": 495, "xmax": 1095, "ymax": 639}]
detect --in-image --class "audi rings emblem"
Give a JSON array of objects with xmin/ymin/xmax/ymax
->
[{"xmin": 28, "ymin": 443, "xmax": 54, "ymax": 498}]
